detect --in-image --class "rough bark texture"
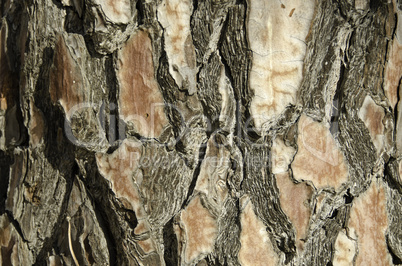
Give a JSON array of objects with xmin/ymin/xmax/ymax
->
[{"xmin": 1, "ymin": 0, "xmax": 402, "ymax": 265}]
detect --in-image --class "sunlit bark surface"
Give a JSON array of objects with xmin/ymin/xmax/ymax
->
[{"xmin": 1, "ymin": 0, "xmax": 402, "ymax": 265}]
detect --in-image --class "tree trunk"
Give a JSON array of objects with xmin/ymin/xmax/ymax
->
[{"xmin": 1, "ymin": 0, "xmax": 402, "ymax": 265}]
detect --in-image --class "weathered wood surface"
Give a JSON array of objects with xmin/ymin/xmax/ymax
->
[{"xmin": 1, "ymin": 0, "xmax": 402, "ymax": 265}]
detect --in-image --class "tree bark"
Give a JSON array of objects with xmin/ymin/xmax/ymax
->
[{"xmin": 1, "ymin": 0, "xmax": 402, "ymax": 265}]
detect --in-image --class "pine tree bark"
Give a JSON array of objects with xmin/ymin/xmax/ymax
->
[{"xmin": 1, "ymin": 0, "xmax": 402, "ymax": 265}]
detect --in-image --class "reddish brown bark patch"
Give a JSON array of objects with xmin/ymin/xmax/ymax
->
[
  {"xmin": 179, "ymin": 196, "xmax": 217, "ymax": 263},
  {"xmin": 238, "ymin": 197, "xmax": 279, "ymax": 265},
  {"xmin": 291, "ymin": 114, "xmax": 348, "ymax": 189},
  {"xmin": 0, "ymin": 23, "xmax": 18, "ymax": 110},
  {"xmin": 96, "ymin": 139, "xmax": 142, "ymax": 212},
  {"xmin": 348, "ymin": 180, "xmax": 392, "ymax": 265},
  {"xmin": 384, "ymin": 39, "xmax": 402, "ymax": 109},
  {"xmin": 117, "ymin": 30, "xmax": 168, "ymax": 138},
  {"xmin": 358, "ymin": 95, "xmax": 385, "ymax": 152},
  {"xmin": 97, "ymin": 0, "xmax": 131, "ymax": 24},
  {"xmin": 96, "ymin": 139, "xmax": 157, "ymax": 255},
  {"xmin": 28, "ymin": 102, "xmax": 45, "ymax": 147},
  {"xmin": 49, "ymin": 35, "xmax": 85, "ymax": 116},
  {"xmin": 0, "ymin": 215, "xmax": 32, "ymax": 265},
  {"xmin": 333, "ymin": 230, "xmax": 356, "ymax": 265},
  {"xmin": 275, "ymin": 172, "xmax": 313, "ymax": 251}
]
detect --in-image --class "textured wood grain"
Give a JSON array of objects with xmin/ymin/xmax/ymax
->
[
  {"xmin": 358, "ymin": 95, "xmax": 385, "ymax": 153},
  {"xmin": 348, "ymin": 180, "xmax": 392, "ymax": 265},
  {"xmin": 333, "ymin": 229, "xmax": 356, "ymax": 266},
  {"xmin": 276, "ymin": 172, "xmax": 313, "ymax": 251},
  {"xmin": 178, "ymin": 196, "xmax": 217, "ymax": 264},
  {"xmin": 0, "ymin": 214, "xmax": 33, "ymax": 265},
  {"xmin": 157, "ymin": 0, "xmax": 197, "ymax": 95},
  {"xmin": 117, "ymin": 30, "xmax": 168, "ymax": 137},
  {"xmin": 238, "ymin": 197, "xmax": 279, "ymax": 266},
  {"xmin": 248, "ymin": 0, "xmax": 315, "ymax": 129},
  {"xmin": 0, "ymin": 0, "xmax": 401, "ymax": 265},
  {"xmin": 292, "ymin": 114, "xmax": 348, "ymax": 189},
  {"xmin": 97, "ymin": 0, "xmax": 131, "ymax": 24},
  {"xmin": 50, "ymin": 35, "xmax": 85, "ymax": 116}
]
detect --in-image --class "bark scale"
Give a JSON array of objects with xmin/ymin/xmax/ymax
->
[{"xmin": 0, "ymin": 0, "xmax": 401, "ymax": 265}]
